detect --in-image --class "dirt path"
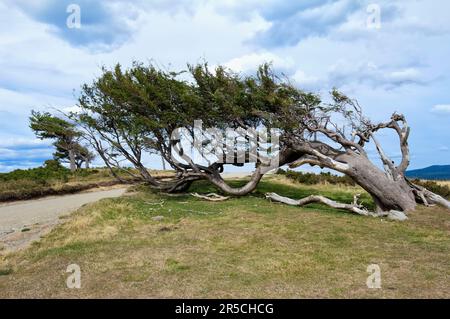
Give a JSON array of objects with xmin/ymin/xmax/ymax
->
[{"xmin": 0, "ymin": 187, "xmax": 127, "ymax": 252}]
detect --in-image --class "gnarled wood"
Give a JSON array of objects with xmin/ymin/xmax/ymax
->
[
  {"xmin": 409, "ymin": 181, "xmax": 450, "ymax": 209},
  {"xmin": 190, "ymin": 193, "xmax": 230, "ymax": 201},
  {"xmin": 265, "ymin": 192, "xmax": 408, "ymax": 221}
]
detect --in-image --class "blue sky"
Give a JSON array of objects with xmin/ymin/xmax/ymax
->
[{"xmin": 0, "ymin": 0, "xmax": 449, "ymax": 172}]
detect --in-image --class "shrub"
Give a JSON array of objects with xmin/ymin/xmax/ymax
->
[
  {"xmin": 280, "ymin": 169, "xmax": 356, "ymax": 186},
  {"xmin": 0, "ymin": 163, "xmax": 70, "ymax": 184},
  {"xmin": 412, "ymin": 179, "xmax": 450, "ymax": 199}
]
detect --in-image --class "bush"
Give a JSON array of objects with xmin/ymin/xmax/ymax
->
[
  {"xmin": 0, "ymin": 164, "xmax": 70, "ymax": 185},
  {"xmin": 43, "ymin": 159, "xmax": 64, "ymax": 170},
  {"xmin": 279, "ymin": 169, "xmax": 356, "ymax": 186},
  {"xmin": 412, "ymin": 179, "xmax": 450, "ymax": 199},
  {"xmin": 0, "ymin": 162, "xmax": 105, "ymax": 185}
]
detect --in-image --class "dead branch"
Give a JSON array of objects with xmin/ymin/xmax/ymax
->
[
  {"xmin": 265, "ymin": 192, "xmax": 408, "ymax": 221},
  {"xmin": 409, "ymin": 181, "xmax": 450, "ymax": 209},
  {"xmin": 190, "ymin": 192, "xmax": 230, "ymax": 201},
  {"xmin": 370, "ymin": 133, "xmax": 395, "ymax": 180}
]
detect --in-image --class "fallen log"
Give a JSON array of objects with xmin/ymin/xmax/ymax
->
[
  {"xmin": 265, "ymin": 192, "xmax": 408, "ymax": 221},
  {"xmin": 190, "ymin": 193, "xmax": 230, "ymax": 202}
]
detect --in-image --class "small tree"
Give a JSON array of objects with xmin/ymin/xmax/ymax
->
[
  {"xmin": 29, "ymin": 111, "xmax": 91, "ymax": 172},
  {"xmin": 53, "ymin": 143, "xmax": 94, "ymax": 169}
]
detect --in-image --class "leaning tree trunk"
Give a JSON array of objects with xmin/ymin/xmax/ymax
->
[
  {"xmin": 284, "ymin": 139, "xmax": 450, "ymax": 218},
  {"xmin": 68, "ymin": 148, "xmax": 76, "ymax": 172},
  {"xmin": 343, "ymin": 153, "xmax": 417, "ymax": 212}
]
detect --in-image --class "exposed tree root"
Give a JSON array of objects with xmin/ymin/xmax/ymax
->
[
  {"xmin": 423, "ymin": 191, "xmax": 450, "ymax": 210},
  {"xmin": 190, "ymin": 192, "xmax": 230, "ymax": 202},
  {"xmin": 265, "ymin": 192, "xmax": 408, "ymax": 221},
  {"xmin": 409, "ymin": 181, "xmax": 450, "ymax": 210}
]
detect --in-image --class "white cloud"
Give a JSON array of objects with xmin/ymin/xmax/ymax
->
[
  {"xmin": 1, "ymin": 0, "xmax": 450, "ymax": 171},
  {"xmin": 224, "ymin": 52, "xmax": 293, "ymax": 72},
  {"xmin": 386, "ymin": 68, "xmax": 421, "ymax": 82},
  {"xmin": 0, "ymin": 147, "xmax": 52, "ymax": 159},
  {"xmin": 62, "ymin": 105, "xmax": 82, "ymax": 114},
  {"xmin": 326, "ymin": 61, "xmax": 429, "ymax": 90},
  {"xmin": 431, "ymin": 104, "xmax": 450, "ymax": 114},
  {"xmin": 0, "ymin": 137, "xmax": 51, "ymax": 149},
  {"xmin": 0, "ymin": 88, "xmax": 74, "ymax": 114},
  {"xmin": 292, "ymin": 70, "xmax": 320, "ymax": 88}
]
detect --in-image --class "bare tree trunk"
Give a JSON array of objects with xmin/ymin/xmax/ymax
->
[
  {"xmin": 96, "ymin": 149, "xmax": 125, "ymax": 183},
  {"xmin": 134, "ymin": 162, "xmax": 159, "ymax": 185},
  {"xmin": 68, "ymin": 148, "xmax": 76, "ymax": 172},
  {"xmin": 206, "ymin": 170, "xmax": 263, "ymax": 196},
  {"xmin": 409, "ymin": 181, "xmax": 450, "ymax": 209},
  {"xmin": 286, "ymin": 146, "xmax": 422, "ymax": 214},
  {"xmin": 161, "ymin": 155, "xmax": 166, "ymax": 170},
  {"xmin": 343, "ymin": 153, "xmax": 417, "ymax": 212}
]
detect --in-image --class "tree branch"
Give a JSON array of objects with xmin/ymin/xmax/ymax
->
[
  {"xmin": 370, "ymin": 133, "xmax": 395, "ymax": 180},
  {"xmin": 265, "ymin": 192, "xmax": 408, "ymax": 221}
]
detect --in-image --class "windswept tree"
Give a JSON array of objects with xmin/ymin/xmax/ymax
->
[
  {"xmin": 74, "ymin": 63, "xmax": 286, "ymax": 193},
  {"xmin": 190, "ymin": 65, "xmax": 450, "ymax": 216},
  {"xmin": 53, "ymin": 143, "xmax": 94, "ymax": 169},
  {"xmin": 29, "ymin": 111, "xmax": 92, "ymax": 171},
  {"xmin": 71, "ymin": 62, "xmax": 449, "ymax": 219},
  {"xmin": 74, "ymin": 64, "xmax": 188, "ymax": 189}
]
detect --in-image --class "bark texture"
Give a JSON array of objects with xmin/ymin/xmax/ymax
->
[
  {"xmin": 275, "ymin": 111, "xmax": 450, "ymax": 216},
  {"xmin": 265, "ymin": 192, "xmax": 408, "ymax": 221}
]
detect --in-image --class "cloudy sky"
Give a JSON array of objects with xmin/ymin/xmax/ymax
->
[{"xmin": 0, "ymin": 0, "xmax": 449, "ymax": 172}]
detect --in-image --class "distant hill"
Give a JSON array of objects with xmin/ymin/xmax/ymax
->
[{"xmin": 406, "ymin": 165, "xmax": 450, "ymax": 180}]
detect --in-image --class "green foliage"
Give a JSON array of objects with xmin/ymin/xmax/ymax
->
[
  {"xmin": 0, "ymin": 268, "xmax": 13, "ymax": 276},
  {"xmin": 189, "ymin": 62, "xmax": 315, "ymax": 131},
  {"xmin": 53, "ymin": 143, "xmax": 94, "ymax": 168},
  {"xmin": 77, "ymin": 62, "xmax": 192, "ymax": 150},
  {"xmin": 29, "ymin": 111, "xmax": 79, "ymax": 141},
  {"xmin": 29, "ymin": 111, "xmax": 93, "ymax": 169},
  {"xmin": 0, "ymin": 163, "xmax": 70, "ymax": 185},
  {"xmin": 278, "ymin": 169, "xmax": 356, "ymax": 186},
  {"xmin": 75, "ymin": 62, "xmax": 316, "ymax": 168},
  {"xmin": 43, "ymin": 159, "xmax": 64, "ymax": 170}
]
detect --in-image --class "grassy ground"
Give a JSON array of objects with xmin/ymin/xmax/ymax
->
[
  {"xmin": 0, "ymin": 168, "xmax": 174, "ymax": 202},
  {"xmin": 0, "ymin": 176, "xmax": 449, "ymax": 298}
]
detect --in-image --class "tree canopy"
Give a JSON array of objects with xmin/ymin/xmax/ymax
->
[{"xmin": 30, "ymin": 111, "xmax": 93, "ymax": 171}]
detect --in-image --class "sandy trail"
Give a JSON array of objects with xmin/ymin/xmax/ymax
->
[{"xmin": 0, "ymin": 187, "xmax": 127, "ymax": 252}]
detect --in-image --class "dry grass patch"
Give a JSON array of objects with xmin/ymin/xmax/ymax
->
[
  {"xmin": 0, "ymin": 177, "xmax": 449, "ymax": 298},
  {"xmin": 436, "ymin": 181, "xmax": 450, "ymax": 187}
]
